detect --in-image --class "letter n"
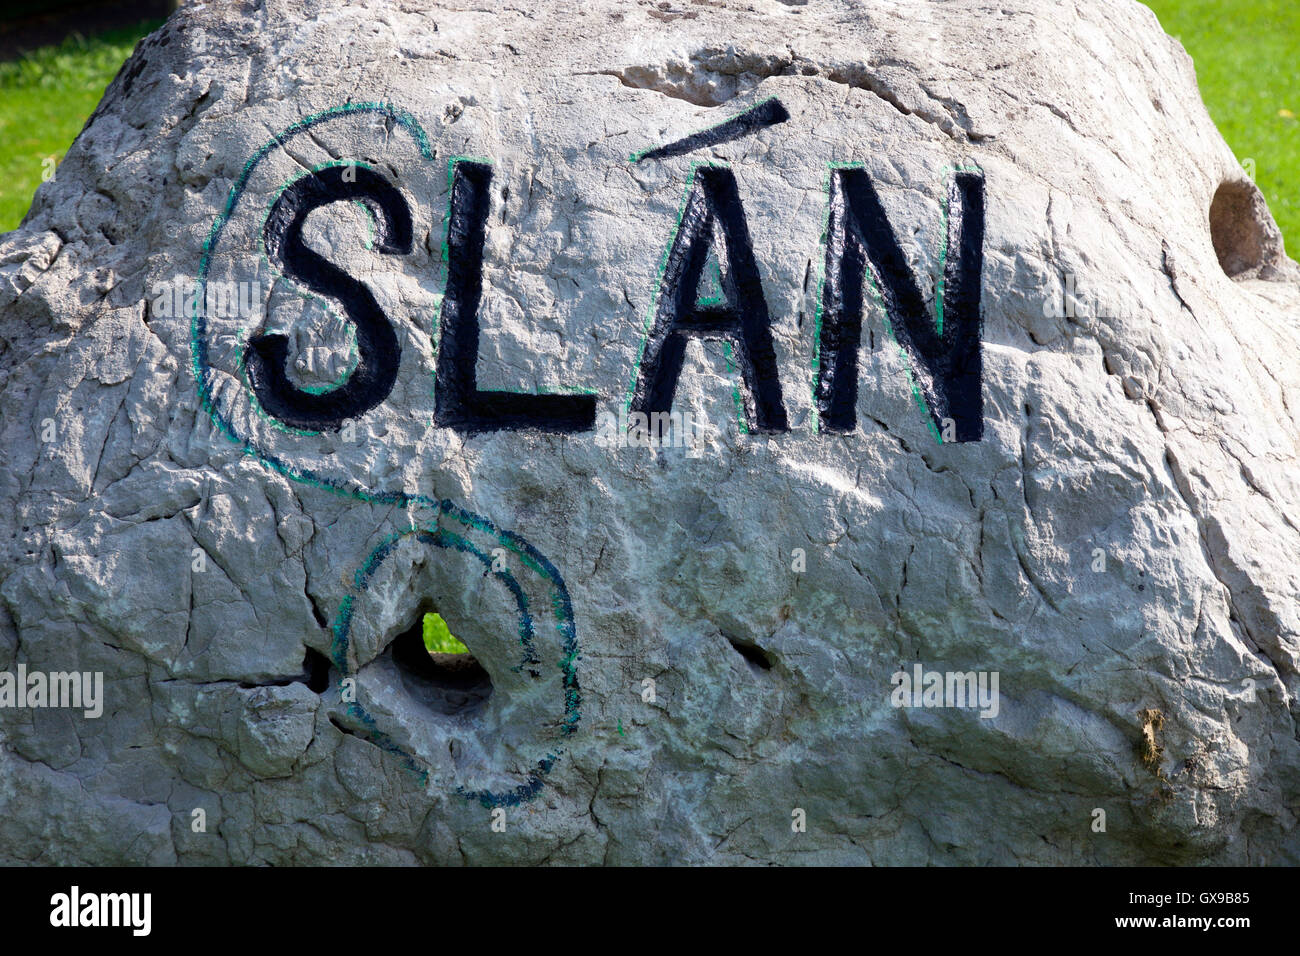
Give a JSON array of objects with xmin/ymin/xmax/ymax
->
[
  {"xmin": 814, "ymin": 166, "xmax": 985, "ymax": 441},
  {"xmin": 629, "ymin": 165, "xmax": 788, "ymax": 433}
]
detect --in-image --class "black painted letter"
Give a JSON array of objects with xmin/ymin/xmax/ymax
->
[
  {"xmin": 435, "ymin": 161, "xmax": 597, "ymax": 433},
  {"xmin": 630, "ymin": 165, "xmax": 787, "ymax": 433},
  {"xmin": 247, "ymin": 164, "xmax": 411, "ymax": 431},
  {"xmin": 815, "ymin": 168, "xmax": 985, "ymax": 441}
]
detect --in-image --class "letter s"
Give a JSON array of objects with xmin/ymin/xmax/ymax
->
[{"xmin": 245, "ymin": 164, "xmax": 412, "ymax": 431}]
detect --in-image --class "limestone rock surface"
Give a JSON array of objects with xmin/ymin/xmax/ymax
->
[{"xmin": 0, "ymin": 0, "xmax": 1298, "ymax": 864}]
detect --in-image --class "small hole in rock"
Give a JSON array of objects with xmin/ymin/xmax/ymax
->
[
  {"xmin": 726, "ymin": 635, "xmax": 773, "ymax": 671},
  {"xmin": 1209, "ymin": 179, "xmax": 1274, "ymax": 278},
  {"xmin": 387, "ymin": 611, "xmax": 492, "ymax": 716},
  {"xmin": 302, "ymin": 647, "xmax": 331, "ymax": 693}
]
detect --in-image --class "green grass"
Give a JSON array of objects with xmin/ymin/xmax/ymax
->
[
  {"xmin": 1144, "ymin": 0, "xmax": 1299, "ymax": 247},
  {"xmin": 422, "ymin": 612, "xmax": 469, "ymax": 655},
  {"xmin": 0, "ymin": 20, "xmax": 161, "ymax": 232}
]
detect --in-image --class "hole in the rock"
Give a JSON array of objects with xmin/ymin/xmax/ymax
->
[
  {"xmin": 386, "ymin": 610, "xmax": 492, "ymax": 716},
  {"xmin": 302, "ymin": 647, "xmax": 331, "ymax": 693},
  {"xmin": 1209, "ymin": 179, "xmax": 1269, "ymax": 278},
  {"xmin": 726, "ymin": 635, "xmax": 774, "ymax": 671},
  {"xmin": 422, "ymin": 611, "xmax": 469, "ymax": 655}
]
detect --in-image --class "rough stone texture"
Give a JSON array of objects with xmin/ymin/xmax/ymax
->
[{"xmin": 1, "ymin": 0, "xmax": 1298, "ymax": 865}]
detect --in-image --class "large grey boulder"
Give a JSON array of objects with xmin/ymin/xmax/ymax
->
[{"xmin": 0, "ymin": 0, "xmax": 1297, "ymax": 864}]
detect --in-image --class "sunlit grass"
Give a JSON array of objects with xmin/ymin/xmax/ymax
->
[
  {"xmin": 422, "ymin": 612, "xmax": 469, "ymax": 655},
  {"xmin": 0, "ymin": 21, "xmax": 161, "ymax": 232}
]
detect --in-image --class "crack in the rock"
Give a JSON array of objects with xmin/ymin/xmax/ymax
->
[{"xmin": 588, "ymin": 50, "xmax": 971, "ymax": 141}]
